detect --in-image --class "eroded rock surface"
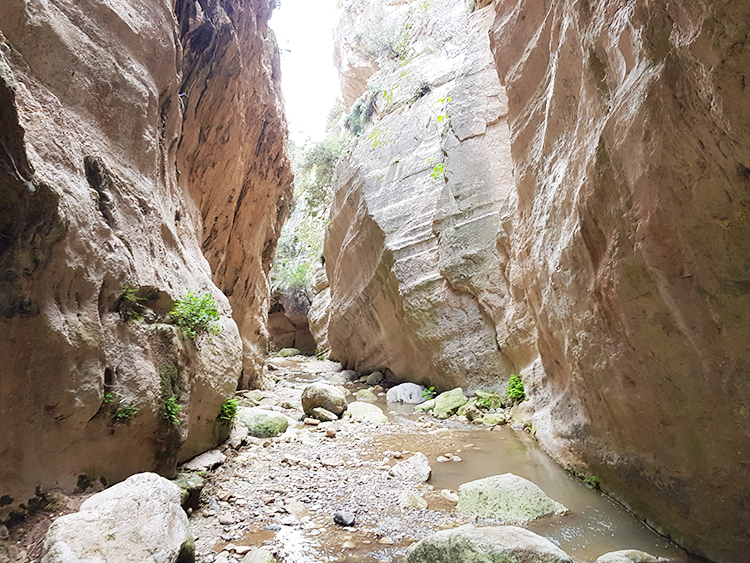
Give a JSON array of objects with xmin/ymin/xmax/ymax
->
[
  {"xmin": 319, "ymin": 0, "xmax": 535, "ymax": 391},
  {"xmin": 490, "ymin": 1, "xmax": 750, "ymax": 560},
  {"xmin": 0, "ymin": 0, "xmax": 290, "ymax": 519}
]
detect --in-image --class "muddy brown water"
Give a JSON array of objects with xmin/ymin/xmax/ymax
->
[{"xmin": 224, "ymin": 359, "xmax": 699, "ymax": 562}]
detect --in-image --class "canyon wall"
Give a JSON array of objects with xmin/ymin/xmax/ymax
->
[
  {"xmin": 490, "ymin": 0, "xmax": 750, "ymax": 561},
  {"xmin": 321, "ymin": 0, "xmax": 536, "ymax": 391},
  {"xmin": 0, "ymin": 0, "xmax": 289, "ymax": 520}
]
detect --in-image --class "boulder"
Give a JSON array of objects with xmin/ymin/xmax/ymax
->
[
  {"xmin": 301, "ymin": 382, "xmax": 348, "ymax": 416},
  {"xmin": 181, "ymin": 449, "xmax": 226, "ymax": 472},
  {"xmin": 355, "ymin": 389, "xmax": 378, "ymax": 402},
  {"xmin": 433, "ymin": 388, "xmax": 467, "ymax": 419},
  {"xmin": 333, "ymin": 511, "xmax": 356, "ymax": 527},
  {"xmin": 366, "ymin": 371, "xmax": 384, "ymax": 385},
  {"xmin": 237, "ymin": 407, "xmax": 289, "ymax": 438},
  {"xmin": 341, "ymin": 370, "xmax": 359, "ymax": 381},
  {"xmin": 482, "ymin": 413, "xmax": 507, "ymax": 426},
  {"xmin": 403, "ymin": 525, "xmax": 573, "ymax": 563},
  {"xmin": 596, "ymin": 550, "xmax": 670, "ymax": 563},
  {"xmin": 42, "ymin": 473, "xmax": 190, "ymax": 563},
  {"xmin": 173, "ymin": 472, "xmax": 205, "ymax": 508},
  {"xmin": 278, "ymin": 348, "xmax": 301, "ymax": 357},
  {"xmin": 457, "ymin": 473, "xmax": 567, "ymax": 523},
  {"xmin": 346, "ymin": 402, "xmax": 388, "ymax": 423},
  {"xmin": 240, "ymin": 549, "xmax": 275, "ymax": 563},
  {"xmin": 311, "ymin": 407, "xmax": 339, "ymax": 422},
  {"xmin": 414, "ymin": 399, "xmax": 435, "ymax": 413},
  {"xmin": 474, "ymin": 390, "xmax": 503, "ymax": 409},
  {"xmin": 389, "ymin": 453, "xmax": 431, "ymax": 482},
  {"xmin": 386, "ymin": 383, "xmax": 426, "ymax": 404}
]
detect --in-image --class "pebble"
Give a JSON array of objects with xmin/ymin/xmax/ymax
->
[
  {"xmin": 334, "ymin": 511, "xmax": 356, "ymax": 526},
  {"xmin": 218, "ymin": 514, "xmax": 235, "ymax": 525},
  {"xmin": 326, "ymin": 428, "xmax": 337, "ymax": 438},
  {"xmin": 342, "ymin": 541, "xmax": 356, "ymax": 549},
  {"xmin": 304, "ymin": 418, "xmax": 320, "ymax": 426}
]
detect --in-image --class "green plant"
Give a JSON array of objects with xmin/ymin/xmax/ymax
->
[
  {"xmin": 164, "ymin": 396, "xmax": 182, "ymax": 426},
  {"xmin": 506, "ymin": 374, "xmax": 525, "ymax": 402},
  {"xmin": 218, "ymin": 398, "xmax": 240, "ymax": 423},
  {"xmin": 430, "ymin": 163, "xmax": 444, "ymax": 180},
  {"xmin": 114, "ymin": 403, "xmax": 138, "ymax": 423},
  {"xmin": 103, "ymin": 392, "xmax": 114, "ymax": 404},
  {"xmin": 583, "ymin": 476, "xmax": 600, "ymax": 489},
  {"xmin": 169, "ymin": 290, "xmax": 220, "ymax": 340},
  {"xmin": 422, "ymin": 386, "xmax": 436, "ymax": 399},
  {"xmin": 119, "ymin": 285, "xmax": 146, "ymax": 321}
]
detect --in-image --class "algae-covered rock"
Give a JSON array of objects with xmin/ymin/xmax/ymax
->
[
  {"xmin": 403, "ymin": 524, "xmax": 573, "ymax": 563},
  {"xmin": 278, "ymin": 348, "xmax": 301, "ymax": 357},
  {"xmin": 457, "ymin": 473, "xmax": 567, "ymax": 523},
  {"xmin": 355, "ymin": 389, "xmax": 378, "ymax": 402},
  {"xmin": 482, "ymin": 412, "xmax": 507, "ymax": 426},
  {"xmin": 237, "ymin": 407, "xmax": 289, "ymax": 437},
  {"xmin": 414, "ymin": 398, "xmax": 435, "ymax": 412},
  {"xmin": 474, "ymin": 390, "xmax": 503, "ymax": 409},
  {"xmin": 433, "ymin": 388, "xmax": 467, "ymax": 419}
]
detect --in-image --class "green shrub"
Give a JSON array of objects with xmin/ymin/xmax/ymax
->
[
  {"xmin": 506, "ymin": 374, "xmax": 525, "ymax": 402},
  {"xmin": 114, "ymin": 403, "xmax": 138, "ymax": 423},
  {"xmin": 164, "ymin": 396, "xmax": 182, "ymax": 426},
  {"xmin": 422, "ymin": 386, "xmax": 436, "ymax": 399},
  {"xmin": 118, "ymin": 285, "xmax": 146, "ymax": 321},
  {"xmin": 218, "ymin": 398, "xmax": 240, "ymax": 423},
  {"xmin": 169, "ymin": 290, "xmax": 220, "ymax": 340}
]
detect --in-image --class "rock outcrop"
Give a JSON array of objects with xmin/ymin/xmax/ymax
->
[
  {"xmin": 267, "ymin": 291, "xmax": 316, "ymax": 355},
  {"xmin": 0, "ymin": 0, "xmax": 290, "ymax": 520},
  {"xmin": 319, "ymin": 0, "xmax": 535, "ymax": 391},
  {"xmin": 490, "ymin": 1, "xmax": 750, "ymax": 561}
]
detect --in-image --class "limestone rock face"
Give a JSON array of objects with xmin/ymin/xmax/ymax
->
[
  {"xmin": 268, "ymin": 291, "xmax": 316, "ymax": 355},
  {"xmin": 490, "ymin": 1, "xmax": 750, "ymax": 561},
  {"xmin": 0, "ymin": 0, "xmax": 289, "ymax": 520},
  {"xmin": 322, "ymin": 0, "xmax": 536, "ymax": 391},
  {"xmin": 176, "ymin": 0, "xmax": 293, "ymax": 389}
]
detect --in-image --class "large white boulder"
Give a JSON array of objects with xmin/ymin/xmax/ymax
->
[
  {"xmin": 42, "ymin": 473, "xmax": 190, "ymax": 563},
  {"xmin": 386, "ymin": 383, "xmax": 426, "ymax": 404}
]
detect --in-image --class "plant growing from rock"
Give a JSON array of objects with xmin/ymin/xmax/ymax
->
[
  {"xmin": 114, "ymin": 402, "xmax": 138, "ymax": 423},
  {"xmin": 169, "ymin": 290, "xmax": 220, "ymax": 340},
  {"xmin": 118, "ymin": 285, "xmax": 146, "ymax": 321},
  {"xmin": 218, "ymin": 398, "xmax": 240, "ymax": 423},
  {"xmin": 505, "ymin": 374, "xmax": 525, "ymax": 403},
  {"xmin": 164, "ymin": 396, "xmax": 182, "ymax": 426}
]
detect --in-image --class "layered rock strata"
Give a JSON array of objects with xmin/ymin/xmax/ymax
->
[
  {"xmin": 490, "ymin": 1, "xmax": 750, "ymax": 561},
  {"xmin": 0, "ymin": 0, "xmax": 289, "ymax": 520},
  {"xmin": 321, "ymin": 0, "xmax": 535, "ymax": 389}
]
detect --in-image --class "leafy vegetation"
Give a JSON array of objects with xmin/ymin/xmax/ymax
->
[
  {"xmin": 218, "ymin": 398, "xmax": 240, "ymax": 423},
  {"xmin": 169, "ymin": 290, "xmax": 220, "ymax": 340},
  {"xmin": 118, "ymin": 285, "xmax": 146, "ymax": 321},
  {"xmin": 506, "ymin": 374, "xmax": 525, "ymax": 402},
  {"xmin": 114, "ymin": 403, "xmax": 138, "ymax": 423},
  {"xmin": 164, "ymin": 396, "xmax": 182, "ymax": 426},
  {"xmin": 344, "ymin": 88, "xmax": 380, "ymax": 137},
  {"xmin": 270, "ymin": 102, "xmax": 348, "ymax": 294},
  {"xmin": 422, "ymin": 386, "xmax": 436, "ymax": 399}
]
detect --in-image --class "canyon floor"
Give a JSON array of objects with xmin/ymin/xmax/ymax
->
[{"xmin": 2, "ymin": 356, "xmax": 698, "ymax": 563}]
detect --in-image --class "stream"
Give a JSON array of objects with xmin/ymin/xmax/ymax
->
[{"xmin": 191, "ymin": 357, "xmax": 697, "ymax": 563}]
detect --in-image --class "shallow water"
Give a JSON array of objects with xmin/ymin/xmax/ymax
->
[{"xmin": 375, "ymin": 423, "xmax": 696, "ymax": 561}]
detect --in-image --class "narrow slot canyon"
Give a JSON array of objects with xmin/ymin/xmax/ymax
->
[{"xmin": 0, "ymin": 0, "xmax": 748, "ymax": 562}]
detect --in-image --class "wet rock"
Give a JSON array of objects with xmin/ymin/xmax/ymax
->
[
  {"xmin": 403, "ymin": 525, "xmax": 573, "ymax": 563},
  {"xmin": 240, "ymin": 549, "xmax": 275, "ymax": 563},
  {"xmin": 182, "ymin": 449, "xmax": 227, "ymax": 472},
  {"xmin": 42, "ymin": 473, "xmax": 189, "ymax": 563},
  {"xmin": 386, "ymin": 383, "xmax": 426, "ymax": 404},
  {"xmin": 595, "ymin": 550, "xmax": 670, "ymax": 563},
  {"xmin": 366, "ymin": 371, "xmax": 384, "ymax": 385},
  {"xmin": 413, "ymin": 399, "xmax": 435, "ymax": 413},
  {"xmin": 399, "ymin": 490, "xmax": 428, "ymax": 510},
  {"xmin": 334, "ymin": 511, "xmax": 356, "ymax": 526},
  {"xmin": 347, "ymin": 402, "xmax": 388, "ymax": 423},
  {"xmin": 433, "ymin": 388, "xmax": 467, "ymax": 419},
  {"xmin": 311, "ymin": 407, "xmax": 339, "ymax": 422},
  {"xmin": 277, "ymin": 348, "xmax": 300, "ymax": 357},
  {"xmin": 457, "ymin": 473, "xmax": 567, "ymax": 523},
  {"xmin": 355, "ymin": 389, "xmax": 378, "ymax": 402},
  {"xmin": 482, "ymin": 413, "xmax": 507, "ymax": 426},
  {"xmin": 389, "ymin": 453, "xmax": 431, "ymax": 482},
  {"xmin": 237, "ymin": 407, "xmax": 289, "ymax": 438},
  {"xmin": 301, "ymin": 383, "xmax": 347, "ymax": 416},
  {"xmin": 173, "ymin": 472, "xmax": 205, "ymax": 508},
  {"xmin": 227, "ymin": 423, "xmax": 250, "ymax": 449},
  {"xmin": 341, "ymin": 370, "xmax": 359, "ymax": 381}
]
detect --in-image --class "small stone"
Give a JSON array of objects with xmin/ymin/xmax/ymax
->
[
  {"xmin": 0, "ymin": 524, "xmax": 8, "ymax": 540},
  {"xmin": 218, "ymin": 514, "xmax": 235, "ymax": 525},
  {"xmin": 334, "ymin": 511, "xmax": 356, "ymax": 526},
  {"xmin": 355, "ymin": 389, "xmax": 378, "ymax": 402},
  {"xmin": 182, "ymin": 449, "xmax": 226, "ymax": 471},
  {"xmin": 342, "ymin": 541, "xmax": 356, "ymax": 549},
  {"xmin": 304, "ymin": 418, "xmax": 320, "ymax": 426},
  {"xmin": 341, "ymin": 370, "xmax": 358, "ymax": 381},
  {"xmin": 311, "ymin": 407, "xmax": 338, "ymax": 422},
  {"xmin": 389, "ymin": 452, "xmax": 432, "ymax": 482},
  {"xmin": 436, "ymin": 456, "xmax": 449, "ymax": 463},
  {"xmin": 366, "ymin": 371, "xmax": 383, "ymax": 385},
  {"xmin": 326, "ymin": 428, "xmax": 337, "ymax": 438},
  {"xmin": 399, "ymin": 490, "xmax": 428, "ymax": 510},
  {"xmin": 440, "ymin": 489, "xmax": 459, "ymax": 503},
  {"xmin": 240, "ymin": 548, "xmax": 275, "ymax": 563}
]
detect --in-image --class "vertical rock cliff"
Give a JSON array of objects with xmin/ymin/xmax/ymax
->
[
  {"xmin": 491, "ymin": 1, "xmax": 750, "ymax": 561},
  {"xmin": 0, "ymin": 0, "xmax": 290, "ymax": 520},
  {"xmin": 321, "ymin": 0, "xmax": 536, "ymax": 390}
]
